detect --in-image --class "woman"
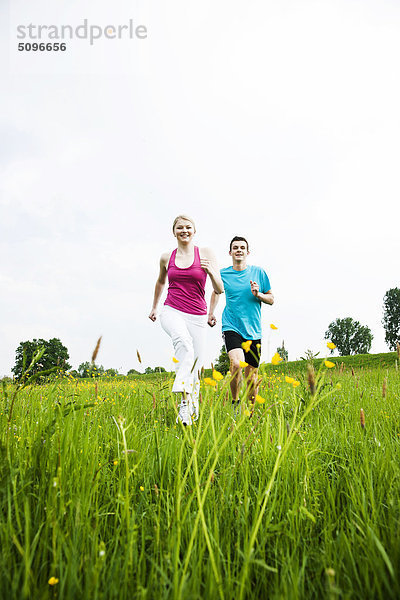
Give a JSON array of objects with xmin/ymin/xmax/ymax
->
[{"xmin": 149, "ymin": 215, "xmax": 223, "ymax": 425}]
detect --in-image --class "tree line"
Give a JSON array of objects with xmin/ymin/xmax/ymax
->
[{"xmin": 8, "ymin": 288, "xmax": 400, "ymax": 381}]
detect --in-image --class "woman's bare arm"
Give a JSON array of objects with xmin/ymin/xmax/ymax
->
[{"xmin": 149, "ymin": 253, "xmax": 169, "ymax": 321}]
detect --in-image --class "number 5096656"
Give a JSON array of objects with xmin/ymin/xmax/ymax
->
[{"xmin": 18, "ymin": 42, "xmax": 66, "ymax": 51}]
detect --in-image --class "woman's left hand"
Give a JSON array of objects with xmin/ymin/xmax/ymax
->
[{"xmin": 200, "ymin": 258, "xmax": 213, "ymax": 274}]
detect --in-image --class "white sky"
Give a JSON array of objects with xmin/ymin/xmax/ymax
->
[{"xmin": 1, "ymin": 0, "xmax": 399, "ymax": 375}]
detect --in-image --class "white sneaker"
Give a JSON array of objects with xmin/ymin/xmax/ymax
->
[{"xmin": 176, "ymin": 401, "xmax": 191, "ymax": 426}]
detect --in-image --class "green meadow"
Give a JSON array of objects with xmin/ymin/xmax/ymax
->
[{"xmin": 1, "ymin": 353, "xmax": 399, "ymax": 599}]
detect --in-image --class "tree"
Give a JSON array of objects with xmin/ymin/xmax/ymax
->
[
  {"xmin": 276, "ymin": 340, "xmax": 288, "ymax": 362},
  {"xmin": 324, "ymin": 318, "xmax": 373, "ymax": 356},
  {"xmin": 105, "ymin": 368, "xmax": 119, "ymax": 377},
  {"xmin": 214, "ymin": 346, "xmax": 230, "ymax": 375},
  {"xmin": 127, "ymin": 368, "xmax": 141, "ymax": 376},
  {"xmin": 12, "ymin": 338, "xmax": 71, "ymax": 380},
  {"xmin": 382, "ymin": 288, "xmax": 400, "ymax": 350},
  {"xmin": 144, "ymin": 366, "xmax": 167, "ymax": 374},
  {"xmin": 77, "ymin": 362, "xmax": 104, "ymax": 378}
]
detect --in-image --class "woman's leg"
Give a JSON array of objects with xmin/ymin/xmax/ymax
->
[
  {"xmin": 160, "ymin": 307, "xmax": 196, "ymax": 424},
  {"xmin": 185, "ymin": 313, "xmax": 207, "ymax": 420}
]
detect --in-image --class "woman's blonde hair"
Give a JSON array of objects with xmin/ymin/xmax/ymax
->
[{"xmin": 172, "ymin": 214, "xmax": 196, "ymax": 233}]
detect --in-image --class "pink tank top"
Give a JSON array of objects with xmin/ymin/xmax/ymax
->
[{"xmin": 164, "ymin": 246, "xmax": 207, "ymax": 315}]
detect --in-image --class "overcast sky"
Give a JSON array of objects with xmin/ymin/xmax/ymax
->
[{"xmin": 1, "ymin": 0, "xmax": 399, "ymax": 376}]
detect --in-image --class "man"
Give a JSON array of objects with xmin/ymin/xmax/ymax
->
[{"xmin": 208, "ymin": 236, "xmax": 274, "ymax": 410}]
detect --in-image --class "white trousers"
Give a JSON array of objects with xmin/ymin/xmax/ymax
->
[{"xmin": 160, "ymin": 305, "xmax": 206, "ymax": 401}]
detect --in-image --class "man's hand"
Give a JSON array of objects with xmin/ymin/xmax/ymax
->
[
  {"xmin": 250, "ymin": 280, "xmax": 259, "ymax": 298},
  {"xmin": 208, "ymin": 314, "xmax": 217, "ymax": 327}
]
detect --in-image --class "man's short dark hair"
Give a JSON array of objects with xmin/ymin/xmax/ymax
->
[{"xmin": 229, "ymin": 236, "xmax": 249, "ymax": 251}]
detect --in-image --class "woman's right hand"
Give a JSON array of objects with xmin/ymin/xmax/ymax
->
[
  {"xmin": 207, "ymin": 313, "xmax": 217, "ymax": 327},
  {"xmin": 149, "ymin": 309, "xmax": 157, "ymax": 322}
]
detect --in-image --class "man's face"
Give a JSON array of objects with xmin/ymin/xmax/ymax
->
[{"xmin": 229, "ymin": 241, "xmax": 249, "ymax": 262}]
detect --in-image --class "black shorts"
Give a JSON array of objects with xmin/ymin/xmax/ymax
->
[{"xmin": 223, "ymin": 330, "xmax": 262, "ymax": 368}]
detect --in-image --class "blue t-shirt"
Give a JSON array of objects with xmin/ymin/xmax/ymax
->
[{"xmin": 221, "ymin": 265, "xmax": 271, "ymax": 340}]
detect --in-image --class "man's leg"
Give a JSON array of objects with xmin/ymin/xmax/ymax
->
[
  {"xmin": 228, "ymin": 348, "xmax": 245, "ymax": 402},
  {"xmin": 244, "ymin": 365, "xmax": 259, "ymax": 414}
]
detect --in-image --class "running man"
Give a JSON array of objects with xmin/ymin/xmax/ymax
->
[{"xmin": 208, "ymin": 236, "xmax": 274, "ymax": 410}]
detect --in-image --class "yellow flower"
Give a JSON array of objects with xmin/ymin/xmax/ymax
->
[
  {"xmin": 270, "ymin": 324, "xmax": 278, "ymax": 330},
  {"xmin": 172, "ymin": 357, "xmax": 179, "ymax": 363},
  {"xmin": 204, "ymin": 377, "xmax": 217, "ymax": 387},
  {"xmin": 241, "ymin": 340, "xmax": 252, "ymax": 352},
  {"xmin": 212, "ymin": 369, "xmax": 224, "ymax": 381},
  {"xmin": 327, "ymin": 342, "xmax": 336, "ymax": 350},
  {"xmin": 324, "ymin": 360, "xmax": 335, "ymax": 368},
  {"xmin": 140, "ymin": 486, "xmax": 144, "ymax": 491},
  {"xmin": 292, "ymin": 380, "xmax": 300, "ymax": 388},
  {"xmin": 244, "ymin": 409, "xmax": 251, "ymax": 417},
  {"xmin": 285, "ymin": 376, "xmax": 294, "ymax": 384},
  {"xmin": 48, "ymin": 577, "xmax": 59, "ymax": 586},
  {"xmin": 113, "ymin": 460, "xmax": 118, "ymax": 466},
  {"xmin": 239, "ymin": 360, "xmax": 248, "ymax": 368},
  {"xmin": 271, "ymin": 352, "xmax": 283, "ymax": 365},
  {"xmin": 255, "ymin": 394, "xmax": 265, "ymax": 404}
]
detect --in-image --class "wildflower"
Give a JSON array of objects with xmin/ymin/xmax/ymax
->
[
  {"xmin": 244, "ymin": 409, "xmax": 251, "ymax": 417},
  {"xmin": 140, "ymin": 486, "xmax": 144, "ymax": 491},
  {"xmin": 276, "ymin": 445, "xmax": 282, "ymax": 451},
  {"xmin": 326, "ymin": 342, "xmax": 336, "ymax": 350},
  {"xmin": 271, "ymin": 352, "xmax": 283, "ymax": 365},
  {"xmin": 113, "ymin": 460, "xmax": 118, "ymax": 466},
  {"xmin": 204, "ymin": 377, "xmax": 217, "ymax": 387},
  {"xmin": 255, "ymin": 394, "xmax": 265, "ymax": 404},
  {"xmin": 212, "ymin": 369, "xmax": 224, "ymax": 381},
  {"xmin": 239, "ymin": 360, "xmax": 248, "ymax": 368},
  {"xmin": 48, "ymin": 577, "xmax": 59, "ymax": 586},
  {"xmin": 270, "ymin": 324, "xmax": 278, "ymax": 330},
  {"xmin": 99, "ymin": 549, "xmax": 105, "ymax": 557},
  {"xmin": 360, "ymin": 408, "xmax": 365, "ymax": 429},
  {"xmin": 292, "ymin": 380, "xmax": 300, "ymax": 388},
  {"xmin": 172, "ymin": 356, "xmax": 179, "ymax": 363},
  {"xmin": 241, "ymin": 340, "xmax": 252, "ymax": 352},
  {"xmin": 324, "ymin": 360, "xmax": 335, "ymax": 368},
  {"xmin": 285, "ymin": 376, "xmax": 294, "ymax": 384}
]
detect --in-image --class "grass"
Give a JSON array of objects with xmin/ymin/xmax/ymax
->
[{"xmin": 0, "ymin": 353, "xmax": 399, "ymax": 599}]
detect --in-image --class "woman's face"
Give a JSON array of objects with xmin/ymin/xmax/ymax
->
[{"xmin": 173, "ymin": 218, "xmax": 195, "ymax": 242}]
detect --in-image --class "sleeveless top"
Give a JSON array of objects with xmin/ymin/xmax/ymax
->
[{"xmin": 164, "ymin": 246, "xmax": 207, "ymax": 315}]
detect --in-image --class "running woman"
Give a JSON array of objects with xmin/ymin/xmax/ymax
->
[
  {"xmin": 208, "ymin": 236, "xmax": 274, "ymax": 410},
  {"xmin": 149, "ymin": 215, "xmax": 223, "ymax": 425}
]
